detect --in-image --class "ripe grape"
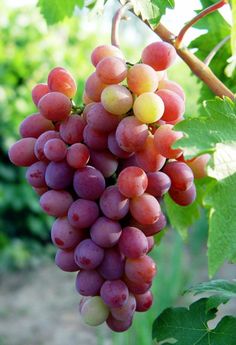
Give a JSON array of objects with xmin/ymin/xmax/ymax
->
[
  {"xmin": 96, "ymin": 56, "xmax": 127, "ymax": 84},
  {"xmin": 106, "ymin": 314, "xmax": 132, "ymax": 332},
  {"xmin": 26, "ymin": 161, "xmax": 47, "ymax": 188},
  {"xmin": 40, "ymin": 190, "xmax": 73, "ymax": 217},
  {"xmin": 73, "ymin": 166, "xmax": 105, "ymax": 200},
  {"xmin": 186, "ymin": 154, "xmax": 210, "ymax": 179},
  {"xmin": 169, "ymin": 184, "xmax": 196, "ymax": 206},
  {"xmin": 117, "ymin": 166, "xmax": 148, "ymax": 198},
  {"xmin": 90, "ymin": 217, "xmax": 122, "ymax": 248},
  {"xmin": 135, "ymin": 291, "xmax": 153, "ymax": 312},
  {"xmin": 44, "ymin": 138, "xmax": 67, "ymax": 162},
  {"xmin": 108, "ymin": 131, "xmax": 132, "ymax": 159},
  {"xmin": 91, "ymin": 45, "xmax": 124, "ymax": 66},
  {"xmin": 51, "ymin": 217, "xmax": 84, "ymax": 250},
  {"xmin": 85, "ymin": 72, "xmax": 107, "ymax": 102},
  {"xmin": 98, "ymin": 248, "xmax": 124, "ymax": 280},
  {"xmin": 154, "ymin": 124, "xmax": 183, "ymax": 159},
  {"xmin": 55, "ymin": 249, "xmax": 80, "ymax": 272},
  {"xmin": 75, "ymin": 270, "xmax": 104, "ymax": 296},
  {"xmin": 68, "ymin": 199, "xmax": 99, "ymax": 229},
  {"xmin": 100, "ymin": 280, "xmax": 129, "ymax": 308},
  {"xmin": 83, "ymin": 125, "xmax": 108, "ymax": 150},
  {"xmin": 163, "ymin": 161, "xmax": 194, "ymax": 191},
  {"xmin": 38, "ymin": 91, "xmax": 72, "ymax": 121},
  {"xmin": 156, "ymin": 89, "xmax": 185, "ymax": 123},
  {"xmin": 141, "ymin": 41, "xmax": 177, "ymax": 71},
  {"xmin": 82, "ymin": 91, "xmax": 93, "ymax": 105},
  {"xmin": 20, "ymin": 113, "xmax": 54, "ymax": 138},
  {"xmin": 86, "ymin": 102, "xmax": 121, "ymax": 133},
  {"xmin": 125, "ymin": 255, "xmax": 157, "ymax": 284},
  {"xmin": 146, "ymin": 171, "xmax": 171, "ymax": 197},
  {"xmin": 101, "ymin": 85, "xmax": 133, "ymax": 115},
  {"xmin": 66, "ymin": 143, "xmax": 90, "ymax": 169},
  {"xmin": 74, "ymin": 239, "xmax": 104, "ymax": 270},
  {"xmin": 118, "ymin": 227, "xmax": 148, "ymax": 258},
  {"xmin": 99, "ymin": 186, "xmax": 130, "ymax": 220},
  {"xmin": 135, "ymin": 212, "xmax": 167, "ymax": 236},
  {"xmin": 127, "ymin": 63, "xmax": 158, "ymax": 94},
  {"xmin": 34, "ymin": 130, "xmax": 60, "ymax": 161},
  {"xmin": 45, "ymin": 160, "xmax": 74, "ymax": 190},
  {"xmin": 133, "ymin": 92, "xmax": 164, "ymax": 123},
  {"xmin": 130, "ymin": 193, "xmax": 161, "ymax": 225},
  {"xmin": 158, "ymin": 79, "xmax": 185, "ymax": 100},
  {"xmin": 60, "ymin": 114, "xmax": 86, "ymax": 145},
  {"xmin": 123, "ymin": 276, "xmax": 152, "ymax": 295},
  {"xmin": 48, "ymin": 67, "xmax": 77, "ymax": 98},
  {"xmin": 89, "ymin": 150, "xmax": 118, "ymax": 177},
  {"xmin": 110, "ymin": 293, "xmax": 136, "ymax": 321},
  {"xmin": 147, "ymin": 236, "xmax": 155, "ymax": 253},
  {"xmin": 32, "ymin": 83, "xmax": 50, "ymax": 106},
  {"xmin": 9, "ymin": 138, "xmax": 37, "ymax": 167},
  {"xmin": 80, "ymin": 296, "xmax": 109, "ymax": 326}
]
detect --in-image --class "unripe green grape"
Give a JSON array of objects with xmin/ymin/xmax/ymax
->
[
  {"xmin": 80, "ymin": 296, "xmax": 109, "ymax": 326},
  {"xmin": 133, "ymin": 92, "xmax": 164, "ymax": 123},
  {"xmin": 101, "ymin": 85, "xmax": 133, "ymax": 115}
]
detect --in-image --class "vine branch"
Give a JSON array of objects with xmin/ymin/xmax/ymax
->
[{"xmin": 111, "ymin": 3, "xmax": 133, "ymax": 47}]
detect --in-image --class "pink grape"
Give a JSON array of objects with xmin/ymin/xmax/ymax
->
[
  {"xmin": 169, "ymin": 184, "xmax": 196, "ymax": 206},
  {"xmin": 101, "ymin": 85, "xmax": 133, "ymax": 115},
  {"xmin": 90, "ymin": 217, "xmax": 122, "ymax": 248},
  {"xmin": 47, "ymin": 67, "xmax": 77, "ymax": 98},
  {"xmin": 125, "ymin": 255, "xmax": 157, "ymax": 284},
  {"xmin": 146, "ymin": 171, "xmax": 171, "ymax": 197},
  {"xmin": 55, "ymin": 249, "xmax": 80, "ymax": 272},
  {"xmin": 127, "ymin": 63, "xmax": 158, "ymax": 94},
  {"xmin": 108, "ymin": 131, "xmax": 132, "ymax": 159},
  {"xmin": 142, "ymin": 41, "xmax": 177, "ymax": 71},
  {"xmin": 26, "ymin": 161, "xmax": 47, "ymax": 188},
  {"xmin": 186, "ymin": 154, "xmax": 210, "ymax": 179},
  {"xmin": 89, "ymin": 150, "xmax": 118, "ymax": 177},
  {"xmin": 91, "ymin": 45, "xmax": 124, "ymax": 66},
  {"xmin": 44, "ymin": 138, "xmax": 67, "ymax": 162},
  {"xmin": 134, "ymin": 212, "xmax": 167, "ymax": 236},
  {"xmin": 9, "ymin": 138, "xmax": 37, "ymax": 167},
  {"xmin": 135, "ymin": 291, "xmax": 153, "ymax": 312},
  {"xmin": 82, "ymin": 91, "xmax": 93, "ymax": 105},
  {"xmin": 130, "ymin": 193, "xmax": 161, "ymax": 225},
  {"xmin": 85, "ymin": 72, "xmax": 107, "ymax": 102},
  {"xmin": 156, "ymin": 89, "xmax": 185, "ymax": 122},
  {"xmin": 45, "ymin": 160, "xmax": 74, "ymax": 190},
  {"xmin": 118, "ymin": 227, "xmax": 148, "ymax": 258},
  {"xmin": 100, "ymin": 280, "xmax": 129, "ymax": 308},
  {"xmin": 60, "ymin": 114, "xmax": 86, "ymax": 145},
  {"xmin": 147, "ymin": 236, "xmax": 155, "ymax": 253},
  {"xmin": 106, "ymin": 314, "xmax": 132, "ymax": 332},
  {"xmin": 19, "ymin": 113, "xmax": 54, "ymax": 138},
  {"xmin": 73, "ymin": 166, "xmax": 105, "ymax": 200},
  {"xmin": 163, "ymin": 161, "xmax": 194, "ymax": 191},
  {"xmin": 115, "ymin": 116, "xmax": 149, "ymax": 153},
  {"xmin": 66, "ymin": 143, "xmax": 90, "ymax": 169},
  {"xmin": 83, "ymin": 125, "xmax": 108, "ymax": 150},
  {"xmin": 40, "ymin": 190, "xmax": 73, "ymax": 217},
  {"xmin": 110, "ymin": 293, "xmax": 136, "ymax": 321},
  {"xmin": 38, "ymin": 91, "xmax": 72, "ymax": 121},
  {"xmin": 34, "ymin": 130, "xmax": 60, "ymax": 161},
  {"xmin": 68, "ymin": 199, "xmax": 99, "ymax": 229},
  {"xmin": 51, "ymin": 217, "xmax": 84, "ymax": 250},
  {"xmin": 99, "ymin": 186, "xmax": 130, "ymax": 220},
  {"xmin": 96, "ymin": 56, "xmax": 127, "ymax": 84},
  {"xmin": 158, "ymin": 79, "xmax": 185, "ymax": 100},
  {"xmin": 86, "ymin": 102, "xmax": 121, "ymax": 133},
  {"xmin": 75, "ymin": 270, "xmax": 104, "ymax": 296},
  {"xmin": 82, "ymin": 102, "xmax": 96, "ymax": 122},
  {"xmin": 123, "ymin": 276, "xmax": 152, "ymax": 295},
  {"xmin": 135, "ymin": 135, "xmax": 166, "ymax": 172},
  {"xmin": 98, "ymin": 247, "xmax": 124, "ymax": 280},
  {"xmin": 74, "ymin": 239, "xmax": 104, "ymax": 270},
  {"xmin": 32, "ymin": 83, "xmax": 50, "ymax": 106},
  {"xmin": 154, "ymin": 124, "xmax": 183, "ymax": 159},
  {"xmin": 117, "ymin": 166, "xmax": 148, "ymax": 198}
]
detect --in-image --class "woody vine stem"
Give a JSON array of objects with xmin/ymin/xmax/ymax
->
[{"xmin": 111, "ymin": 0, "xmax": 234, "ymax": 100}]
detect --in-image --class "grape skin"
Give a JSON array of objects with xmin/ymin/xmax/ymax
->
[
  {"xmin": 80, "ymin": 296, "xmax": 109, "ymax": 326},
  {"xmin": 163, "ymin": 161, "xmax": 194, "ymax": 191},
  {"xmin": 154, "ymin": 124, "xmax": 183, "ymax": 159},
  {"xmin": 130, "ymin": 193, "xmax": 161, "ymax": 225},
  {"xmin": 141, "ymin": 41, "xmax": 177, "ymax": 71},
  {"xmin": 101, "ymin": 85, "xmax": 133, "ymax": 115},
  {"xmin": 117, "ymin": 166, "xmax": 148, "ymax": 198},
  {"xmin": 26, "ymin": 161, "xmax": 48, "ymax": 188},
  {"xmin": 156, "ymin": 89, "xmax": 185, "ymax": 123},
  {"xmin": 90, "ymin": 217, "xmax": 122, "ymax": 248},
  {"xmin": 75, "ymin": 270, "xmax": 104, "ymax": 296},
  {"xmin": 44, "ymin": 138, "xmax": 67, "ymax": 162},
  {"xmin": 99, "ymin": 186, "xmax": 130, "ymax": 220},
  {"xmin": 118, "ymin": 227, "xmax": 148, "ymax": 259},
  {"xmin": 68, "ymin": 199, "xmax": 99, "ymax": 229},
  {"xmin": 9, "ymin": 138, "xmax": 37, "ymax": 167},
  {"xmin": 20, "ymin": 113, "xmax": 54, "ymax": 138},
  {"xmin": 91, "ymin": 45, "xmax": 124, "ymax": 67},
  {"xmin": 40, "ymin": 190, "xmax": 73, "ymax": 217},
  {"xmin": 38, "ymin": 91, "xmax": 72, "ymax": 121},
  {"xmin": 96, "ymin": 56, "xmax": 127, "ymax": 84},
  {"xmin": 55, "ymin": 249, "xmax": 80, "ymax": 272},
  {"xmin": 66, "ymin": 143, "xmax": 90, "ymax": 169},
  {"xmin": 47, "ymin": 67, "xmax": 77, "ymax": 98},
  {"xmin": 133, "ymin": 92, "xmax": 164, "ymax": 124},
  {"xmin": 74, "ymin": 239, "xmax": 104, "ymax": 270},
  {"xmin": 31, "ymin": 83, "xmax": 50, "ymax": 106},
  {"xmin": 100, "ymin": 280, "xmax": 129, "ymax": 308},
  {"xmin": 60, "ymin": 114, "xmax": 86, "ymax": 145},
  {"xmin": 127, "ymin": 63, "xmax": 158, "ymax": 95},
  {"xmin": 51, "ymin": 217, "xmax": 84, "ymax": 250}
]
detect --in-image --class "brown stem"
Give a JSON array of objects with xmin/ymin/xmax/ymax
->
[
  {"xmin": 175, "ymin": 0, "xmax": 228, "ymax": 49},
  {"xmin": 111, "ymin": 3, "xmax": 133, "ymax": 47}
]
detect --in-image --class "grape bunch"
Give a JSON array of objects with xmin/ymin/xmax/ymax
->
[{"xmin": 8, "ymin": 41, "xmax": 209, "ymax": 332}]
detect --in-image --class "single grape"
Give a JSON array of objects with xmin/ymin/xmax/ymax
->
[
  {"xmin": 51, "ymin": 217, "xmax": 84, "ymax": 250},
  {"xmin": 186, "ymin": 154, "xmax": 210, "ymax": 179},
  {"xmin": 86, "ymin": 102, "xmax": 121, "ymax": 133},
  {"xmin": 45, "ymin": 160, "xmax": 74, "ymax": 190},
  {"xmin": 34, "ymin": 130, "xmax": 60, "ymax": 161},
  {"xmin": 135, "ymin": 291, "xmax": 153, "ymax": 312},
  {"xmin": 123, "ymin": 276, "xmax": 152, "ymax": 294},
  {"xmin": 154, "ymin": 124, "xmax": 183, "ymax": 159},
  {"xmin": 117, "ymin": 166, "xmax": 148, "ymax": 198},
  {"xmin": 162, "ymin": 161, "xmax": 194, "ymax": 191},
  {"xmin": 158, "ymin": 79, "xmax": 185, "ymax": 100},
  {"xmin": 47, "ymin": 67, "xmax": 77, "ymax": 98},
  {"xmin": 80, "ymin": 296, "xmax": 109, "ymax": 326},
  {"xmin": 98, "ymin": 247, "xmax": 124, "ymax": 280},
  {"xmin": 133, "ymin": 92, "xmax": 164, "ymax": 124},
  {"xmin": 96, "ymin": 56, "xmax": 127, "ymax": 84},
  {"xmin": 20, "ymin": 113, "xmax": 54, "ymax": 138},
  {"xmin": 91, "ymin": 45, "xmax": 124, "ymax": 66},
  {"xmin": 38, "ymin": 91, "xmax": 72, "ymax": 121},
  {"xmin": 82, "ymin": 102, "xmax": 96, "ymax": 122},
  {"xmin": 55, "ymin": 249, "xmax": 80, "ymax": 272},
  {"xmin": 125, "ymin": 255, "xmax": 157, "ymax": 284},
  {"xmin": 101, "ymin": 85, "xmax": 133, "ymax": 115},
  {"xmin": 44, "ymin": 138, "xmax": 67, "ymax": 162},
  {"xmin": 156, "ymin": 89, "xmax": 185, "ymax": 123},
  {"xmin": 75, "ymin": 270, "xmax": 104, "ymax": 296},
  {"xmin": 26, "ymin": 161, "xmax": 47, "ymax": 188},
  {"xmin": 60, "ymin": 114, "xmax": 86, "ymax": 145},
  {"xmin": 133, "ymin": 212, "xmax": 167, "ymax": 236},
  {"xmin": 73, "ymin": 166, "xmax": 106, "ymax": 200},
  {"xmin": 147, "ymin": 236, "xmax": 155, "ymax": 253},
  {"xmin": 85, "ymin": 72, "xmax": 107, "ymax": 102},
  {"xmin": 66, "ymin": 143, "xmax": 90, "ymax": 169},
  {"xmin": 100, "ymin": 280, "xmax": 129, "ymax": 308},
  {"xmin": 115, "ymin": 116, "xmax": 149, "ymax": 153},
  {"xmin": 8, "ymin": 138, "xmax": 37, "ymax": 167},
  {"xmin": 40, "ymin": 190, "xmax": 73, "ymax": 217},
  {"xmin": 68, "ymin": 199, "xmax": 99, "ymax": 229},
  {"xmin": 130, "ymin": 193, "xmax": 161, "ymax": 225},
  {"xmin": 135, "ymin": 135, "xmax": 166, "ymax": 172},
  {"xmin": 119, "ymin": 227, "xmax": 148, "ymax": 258},
  {"xmin": 169, "ymin": 184, "xmax": 196, "ymax": 206},
  {"xmin": 90, "ymin": 217, "xmax": 122, "ymax": 248},
  {"xmin": 127, "ymin": 63, "xmax": 158, "ymax": 95},
  {"xmin": 110, "ymin": 293, "xmax": 136, "ymax": 321},
  {"xmin": 108, "ymin": 131, "xmax": 133, "ymax": 159},
  {"xmin": 74, "ymin": 239, "xmax": 104, "ymax": 270},
  {"xmin": 31, "ymin": 83, "xmax": 50, "ymax": 106},
  {"xmin": 89, "ymin": 150, "xmax": 118, "ymax": 178},
  {"xmin": 99, "ymin": 186, "xmax": 130, "ymax": 220},
  {"xmin": 83, "ymin": 125, "xmax": 108, "ymax": 151},
  {"xmin": 106, "ymin": 314, "xmax": 132, "ymax": 332},
  {"xmin": 142, "ymin": 41, "xmax": 177, "ymax": 71},
  {"xmin": 146, "ymin": 171, "xmax": 171, "ymax": 197}
]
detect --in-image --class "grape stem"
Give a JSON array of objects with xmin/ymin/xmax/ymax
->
[
  {"xmin": 204, "ymin": 35, "xmax": 230, "ymax": 66},
  {"xmin": 111, "ymin": 2, "xmax": 133, "ymax": 47},
  {"xmin": 175, "ymin": 0, "xmax": 228, "ymax": 49}
]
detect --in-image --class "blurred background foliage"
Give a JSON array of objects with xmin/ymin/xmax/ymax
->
[{"xmin": 0, "ymin": 1, "xmax": 216, "ymax": 344}]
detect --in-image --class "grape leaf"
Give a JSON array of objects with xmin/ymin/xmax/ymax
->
[
  {"xmin": 186, "ymin": 279, "xmax": 236, "ymax": 298},
  {"xmin": 152, "ymin": 298, "xmax": 236, "ymax": 345},
  {"xmin": 37, "ymin": 0, "xmax": 84, "ymax": 24}
]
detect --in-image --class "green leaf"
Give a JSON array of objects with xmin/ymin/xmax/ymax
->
[
  {"xmin": 186, "ymin": 279, "xmax": 236, "ymax": 298},
  {"xmin": 152, "ymin": 298, "xmax": 236, "ymax": 345},
  {"xmin": 37, "ymin": 0, "xmax": 84, "ymax": 24}
]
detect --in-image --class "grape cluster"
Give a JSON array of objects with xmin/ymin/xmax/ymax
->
[{"xmin": 8, "ymin": 41, "xmax": 209, "ymax": 332}]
